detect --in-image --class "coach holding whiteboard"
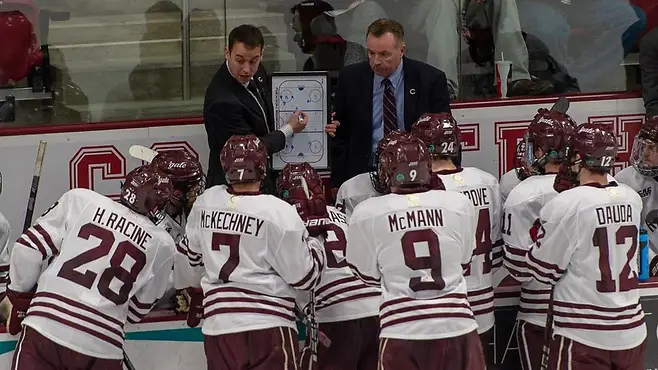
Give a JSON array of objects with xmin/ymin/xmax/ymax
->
[
  {"xmin": 204, "ymin": 24, "xmax": 308, "ymax": 188},
  {"xmin": 324, "ymin": 19, "xmax": 452, "ymax": 188}
]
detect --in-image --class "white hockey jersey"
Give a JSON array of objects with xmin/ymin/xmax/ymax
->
[
  {"xmin": 615, "ymin": 166, "xmax": 658, "ymax": 255},
  {"xmin": 526, "ymin": 183, "xmax": 646, "ymax": 350},
  {"xmin": 500, "ymin": 169, "xmax": 522, "ymax": 203},
  {"xmin": 0, "ymin": 211, "xmax": 11, "ymax": 294},
  {"xmin": 335, "ymin": 172, "xmax": 380, "ymax": 217},
  {"xmin": 297, "ymin": 206, "xmax": 380, "ymax": 323},
  {"xmin": 347, "ymin": 190, "xmax": 478, "ymax": 340},
  {"xmin": 175, "ymin": 185, "xmax": 326, "ymax": 336},
  {"xmin": 153, "ymin": 211, "xmax": 186, "ymax": 306},
  {"xmin": 9, "ymin": 188, "xmax": 176, "ymax": 359},
  {"xmin": 502, "ymin": 174, "xmax": 558, "ymax": 327},
  {"xmin": 436, "ymin": 167, "xmax": 503, "ymax": 334}
]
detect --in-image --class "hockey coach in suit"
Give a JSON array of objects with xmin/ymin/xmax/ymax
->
[
  {"xmin": 324, "ymin": 19, "xmax": 452, "ymax": 189},
  {"xmin": 204, "ymin": 24, "xmax": 308, "ymax": 189}
]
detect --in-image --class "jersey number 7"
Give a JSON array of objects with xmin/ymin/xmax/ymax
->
[{"xmin": 58, "ymin": 223, "xmax": 146, "ymax": 305}]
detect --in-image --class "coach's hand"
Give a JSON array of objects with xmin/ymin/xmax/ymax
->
[
  {"xmin": 324, "ymin": 112, "xmax": 340, "ymax": 137},
  {"xmin": 288, "ymin": 110, "xmax": 309, "ymax": 133}
]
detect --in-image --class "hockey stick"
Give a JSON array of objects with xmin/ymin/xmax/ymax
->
[
  {"xmin": 300, "ymin": 177, "xmax": 320, "ymax": 367},
  {"xmin": 123, "ymin": 349, "xmax": 137, "ymax": 370},
  {"xmin": 128, "ymin": 145, "xmax": 158, "ymax": 163},
  {"xmin": 23, "ymin": 141, "xmax": 47, "ymax": 232},
  {"xmin": 549, "ymin": 96, "xmax": 570, "ymax": 114}
]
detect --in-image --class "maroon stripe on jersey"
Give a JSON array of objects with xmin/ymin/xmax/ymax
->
[
  {"xmin": 15, "ymin": 237, "xmax": 41, "ymax": 256},
  {"xmin": 527, "ymin": 252, "xmax": 564, "ymax": 280},
  {"xmin": 34, "ymin": 224, "xmax": 58, "ymax": 255},
  {"xmin": 468, "ymin": 287, "xmax": 493, "ymax": 297},
  {"xmin": 131, "ymin": 296, "xmax": 153, "ymax": 310},
  {"xmin": 127, "ymin": 307, "xmax": 147, "ymax": 324},
  {"xmin": 348, "ymin": 263, "xmax": 380, "ymax": 286},
  {"xmin": 553, "ymin": 308, "xmax": 642, "ymax": 321},
  {"xmin": 316, "ymin": 291, "xmax": 381, "ymax": 311},
  {"xmin": 35, "ymin": 292, "xmax": 124, "ymax": 328},
  {"xmin": 555, "ymin": 316, "xmax": 645, "ymax": 331},
  {"xmin": 380, "ymin": 293, "xmax": 468, "ymax": 311},
  {"xmin": 380, "ymin": 312, "xmax": 474, "ymax": 330},
  {"xmin": 204, "ymin": 296, "xmax": 293, "ymax": 311},
  {"xmin": 461, "ymin": 263, "xmax": 470, "ymax": 272},
  {"xmin": 380, "ymin": 302, "xmax": 471, "ymax": 321},
  {"xmin": 472, "ymin": 306, "xmax": 495, "ymax": 316},
  {"xmin": 203, "ymin": 307, "xmax": 296, "ymax": 321},
  {"xmin": 518, "ymin": 307, "xmax": 549, "ymax": 315},
  {"xmin": 505, "ymin": 245, "xmax": 526, "ymax": 256},
  {"xmin": 316, "ymin": 282, "xmax": 380, "ymax": 308},
  {"xmin": 315, "ymin": 276, "xmax": 359, "ymax": 296},
  {"xmin": 22, "ymin": 232, "xmax": 47, "ymax": 258},
  {"xmin": 553, "ymin": 300, "xmax": 639, "ymax": 312},
  {"xmin": 522, "ymin": 288, "xmax": 552, "ymax": 295},
  {"xmin": 0, "ymin": 265, "xmax": 8, "ymax": 272},
  {"xmin": 27, "ymin": 311, "xmax": 123, "ymax": 349},
  {"xmin": 289, "ymin": 248, "xmax": 322, "ymax": 290},
  {"xmin": 468, "ymin": 295, "xmax": 494, "ymax": 308},
  {"xmin": 29, "ymin": 301, "xmax": 124, "ymax": 339},
  {"xmin": 204, "ymin": 286, "xmax": 296, "ymax": 303}
]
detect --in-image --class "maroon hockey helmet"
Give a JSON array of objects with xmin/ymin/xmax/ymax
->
[
  {"xmin": 631, "ymin": 116, "xmax": 658, "ymax": 176},
  {"xmin": 151, "ymin": 150, "xmax": 205, "ymax": 216},
  {"xmin": 276, "ymin": 162, "xmax": 324, "ymax": 201},
  {"xmin": 411, "ymin": 112, "xmax": 461, "ymax": 157},
  {"xmin": 377, "ymin": 135, "xmax": 432, "ymax": 194},
  {"xmin": 568, "ymin": 123, "xmax": 618, "ymax": 171},
  {"xmin": 370, "ymin": 130, "xmax": 413, "ymax": 194},
  {"xmin": 220, "ymin": 134, "xmax": 268, "ymax": 185},
  {"xmin": 121, "ymin": 165, "xmax": 173, "ymax": 219},
  {"xmin": 516, "ymin": 109, "xmax": 573, "ymax": 179}
]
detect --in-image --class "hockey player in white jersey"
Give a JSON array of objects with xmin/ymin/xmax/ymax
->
[
  {"xmin": 412, "ymin": 112, "xmax": 502, "ymax": 364},
  {"xmin": 616, "ymin": 117, "xmax": 658, "ymax": 263},
  {"xmin": 149, "ymin": 150, "xmax": 205, "ymax": 314},
  {"xmin": 347, "ymin": 134, "xmax": 485, "ymax": 370},
  {"xmin": 2, "ymin": 165, "xmax": 176, "ymax": 369},
  {"xmin": 335, "ymin": 130, "xmax": 410, "ymax": 216},
  {"xmin": 175, "ymin": 134, "xmax": 326, "ymax": 370},
  {"xmin": 276, "ymin": 162, "xmax": 380, "ymax": 370},
  {"xmin": 527, "ymin": 123, "xmax": 646, "ymax": 369},
  {"xmin": 502, "ymin": 108, "xmax": 574, "ymax": 370}
]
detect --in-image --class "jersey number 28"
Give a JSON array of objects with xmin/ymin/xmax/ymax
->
[{"xmin": 58, "ymin": 223, "xmax": 146, "ymax": 305}]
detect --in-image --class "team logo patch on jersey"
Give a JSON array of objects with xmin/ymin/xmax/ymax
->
[
  {"xmin": 406, "ymin": 194, "xmax": 420, "ymax": 207},
  {"xmin": 451, "ymin": 174, "xmax": 465, "ymax": 186},
  {"xmin": 530, "ymin": 218, "xmax": 546, "ymax": 247}
]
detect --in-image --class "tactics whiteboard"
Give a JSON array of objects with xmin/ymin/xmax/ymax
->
[{"xmin": 271, "ymin": 71, "xmax": 329, "ymax": 170}]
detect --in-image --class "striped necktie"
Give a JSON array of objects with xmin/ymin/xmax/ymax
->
[{"xmin": 382, "ymin": 78, "xmax": 398, "ymax": 134}]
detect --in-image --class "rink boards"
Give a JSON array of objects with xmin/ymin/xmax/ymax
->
[{"xmin": 0, "ymin": 94, "xmax": 653, "ymax": 368}]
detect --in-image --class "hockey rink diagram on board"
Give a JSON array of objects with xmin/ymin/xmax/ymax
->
[{"xmin": 272, "ymin": 72, "xmax": 329, "ymax": 170}]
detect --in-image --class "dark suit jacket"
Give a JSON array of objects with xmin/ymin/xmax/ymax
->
[
  {"xmin": 204, "ymin": 62, "xmax": 286, "ymax": 188},
  {"xmin": 329, "ymin": 57, "xmax": 452, "ymax": 187}
]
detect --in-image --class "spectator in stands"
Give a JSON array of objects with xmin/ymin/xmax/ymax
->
[
  {"xmin": 203, "ymin": 25, "xmax": 308, "ymax": 191},
  {"xmin": 517, "ymin": 0, "xmax": 645, "ymax": 92},
  {"xmin": 640, "ymin": 28, "xmax": 658, "ymax": 117},
  {"xmin": 325, "ymin": 19, "xmax": 451, "ymax": 188},
  {"xmin": 290, "ymin": 0, "xmax": 366, "ymax": 70}
]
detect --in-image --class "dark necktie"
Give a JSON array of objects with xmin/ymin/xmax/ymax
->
[
  {"xmin": 247, "ymin": 80, "xmax": 267, "ymax": 120},
  {"xmin": 382, "ymin": 78, "xmax": 398, "ymax": 134}
]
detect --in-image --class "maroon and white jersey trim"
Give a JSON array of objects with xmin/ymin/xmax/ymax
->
[
  {"xmin": 517, "ymin": 287, "xmax": 552, "ymax": 324},
  {"xmin": 379, "ymin": 293, "xmax": 473, "ymax": 330},
  {"xmin": 527, "ymin": 250, "xmax": 566, "ymax": 285},
  {"xmin": 203, "ymin": 286, "xmax": 297, "ymax": 322},
  {"xmin": 127, "ymin": 296, "xmax": 156, "ymax": 324},
  {"xmin": 467, "ymin": 286, "xmax": 494, "ymax": 317},
  {"xmin": 289, "ymin": 247, "xmax": 324, "ymax": 291},
  {"xmin": 503, "ymin": 243, "xmax": 529, "ymax": 280},
  {"xmin": 313, "ymin": 276, "xmax": 380, "ymax": 312},
  {"xmin": 553, "ymin": 300, "xmax": 645, "ymax": 331},
  {"xmin": 26, "ymin": 291, "xmax": 125, "ymax": 350},
  {"xmin": 16, "ymin": 224, "xmax": 58, "ymax": 260},
  {"xmin": 348, "ymin": 262, "xmax": 380, "ymax": 287}
]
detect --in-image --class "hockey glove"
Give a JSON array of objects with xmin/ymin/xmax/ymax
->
[
  {"xmin": 289, "ymin": 188, "xmax": 331, "ymax": 237},
  {"xmin": 185, "ymin": 287, "xmax": 204, "ymax": 328},
  {"xmin": 553, "ymin": 162, "xmax": 577, "ymax": 193},
  {"xmin": 0, "ymin": 288, "xmax": 34, "ymax": 335}
]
